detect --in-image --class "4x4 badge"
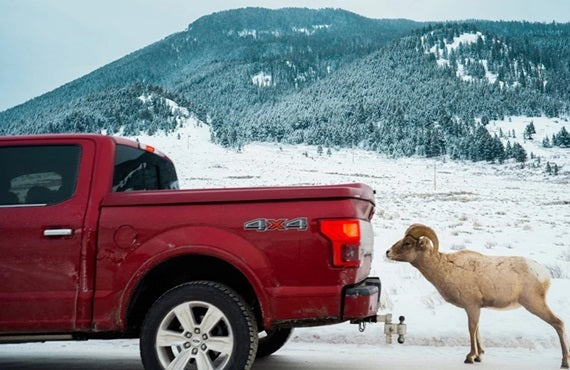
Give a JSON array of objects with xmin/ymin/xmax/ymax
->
[{"xmin": 244, "ymin": 217, "xmax": 308, "ymax": 232}]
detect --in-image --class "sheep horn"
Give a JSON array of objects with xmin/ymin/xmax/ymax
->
[{"xmin": 405, "ymin": 224, "xmax": 439, "ymax": 253}]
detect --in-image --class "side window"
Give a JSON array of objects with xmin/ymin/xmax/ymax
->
[
  {"xmin": 113, "ymin": 144, "xmax": 179, "ymax": 192},
  {"xmin": 0, "ymin": 145, "xmax": 81, "ymax": 206}
]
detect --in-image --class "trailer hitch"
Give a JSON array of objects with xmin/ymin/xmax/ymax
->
[{"xmin": 352, "ymin": 314, "xmax": 407, "ymax": 344}]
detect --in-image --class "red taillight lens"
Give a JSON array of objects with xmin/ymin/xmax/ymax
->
[{"xmin": 320, "ymin": 219, "xmax": 361, "ymax": 267}]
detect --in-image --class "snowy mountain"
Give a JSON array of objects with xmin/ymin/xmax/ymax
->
[
  {"xmin": 0, "ymin": 8, "xmax": 419, "ymax": 135},
  {"xmin": 1, "ymin": 8, "xmax": 569, "ymax": 166},
  {"xmin": 422, "ymin": 26, "xmax": 553, "ymax": 93}
]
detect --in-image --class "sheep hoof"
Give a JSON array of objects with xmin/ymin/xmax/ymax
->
[
  {"xmin": 561, "ymin": 362, "xmax": 568, "ymax": 369},
  {"xmin": 464, "ymin": 357, "xmax": 474, "ymax": 364},
  {"xmin": 474, "ymin": 356, "xmax": 482, "ymax": 363}
]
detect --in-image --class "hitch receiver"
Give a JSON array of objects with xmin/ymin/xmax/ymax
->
[{"xmin": 352, "ymin": 314, "xmax": 407, "ymax": 344}]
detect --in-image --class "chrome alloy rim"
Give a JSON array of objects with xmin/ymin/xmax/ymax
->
[{"xmin": 155, "ymin": 301, "xmax": 234, "ymax": 370}]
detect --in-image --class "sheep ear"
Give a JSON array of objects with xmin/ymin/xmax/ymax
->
[
  {"xmin": 418, "ymin": 236, "xmax": 428, "ymax": 249},
  {"xmin": 418, "ymin": 236, "xmax": 433, "ymax": 250}
]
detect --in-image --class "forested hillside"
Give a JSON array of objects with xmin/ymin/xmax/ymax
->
[
  {"xmin": 231, "ymin": 22, "xmax": 570, "ymax": 162},
  {"xmin": 0, "ymin": 8, "xmax": 419, "ymax": 134},
  {"xmin": 1, "ymin": 8, "xmax": 569, "ymax": 163}
]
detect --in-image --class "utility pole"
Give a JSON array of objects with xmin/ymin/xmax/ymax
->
[{"xmin": 433, "ymin": 162, "xmax": 437, "ymax": 192}]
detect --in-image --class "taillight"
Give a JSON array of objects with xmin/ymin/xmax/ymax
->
[{"xmin": 320, "ymin": 219, "xmax": 362, "ymax": 267}]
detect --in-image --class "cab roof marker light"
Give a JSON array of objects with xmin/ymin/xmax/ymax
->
[
  {"xmin": 139, "ymin": 143, "xmax": 155, "ymax": 153},
  {"xmin": 138, "ymin": 142, "xmax": 166, "ymax": 157}
]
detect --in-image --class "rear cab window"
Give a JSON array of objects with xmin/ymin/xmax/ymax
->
[
  {"xmin": 0, "ymin": 145, "xmax": 81, "ymax": 206},
  {"xmin": 113, "ymin": 144, "xmax": 179, "ymax": 192}
]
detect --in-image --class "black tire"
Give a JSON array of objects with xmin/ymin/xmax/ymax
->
[
  {"xmin": 256, "ymin": 328, "xmax": 293, "ymax": 358},
  {"xmin": 140, "ymin": 281, "xmax": 258, "ymax": 370}
]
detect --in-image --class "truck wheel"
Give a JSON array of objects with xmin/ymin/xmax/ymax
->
[
  {"xmin": 140, "ymin": 281, "xmax": 258, "ymax": 370},
  {"xmin": 256, "ymin": 328, "xmax": 293, "ymax": 358}
]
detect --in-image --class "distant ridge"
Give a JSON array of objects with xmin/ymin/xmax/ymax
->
[{"xmin": 1, "ymin": 8, "xmax": 569, "ymax": 162}]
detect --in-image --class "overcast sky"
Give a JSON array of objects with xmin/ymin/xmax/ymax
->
[{"xmin": 1, "ymin": 0, "xmax": 569, "ymax": 111}]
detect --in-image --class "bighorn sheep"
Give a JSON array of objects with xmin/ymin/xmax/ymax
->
[{"xmin": 386, "ymin": 224, "xmax": 569, "ymax": 368}]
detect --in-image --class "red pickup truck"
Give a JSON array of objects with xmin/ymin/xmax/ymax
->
[{"xmin": 0, "ymin": 134, "xmax": 381, "ymax": 369}]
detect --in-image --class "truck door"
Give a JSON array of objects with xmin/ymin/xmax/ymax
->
[{"xmin": 0, "ymin": 140, "xmax": 95, "ymax": 333}]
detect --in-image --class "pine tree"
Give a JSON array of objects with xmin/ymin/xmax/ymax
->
[
  {"xmin": 511, "ymin": 142, "xmax": 527, "ymax": 162},
  {"xmin": 542, "ymin": 136, "xmax": 551, "ymax": 148},
  {"xmin": 554, "ymin": 127, "xmax": 570, "ymax": 147},
  {"xmin": 524, "ymin": 122, "xmax": 536, "ymax": 140},
  {"xmin": 492, "ymin": 134, "xmax": 505, "ymax": 163},
  {"xmin": 546, "ymin": 161, "xmax": 552, "ymax": 174},
  {"xmin": 505, "ymin": 140, "xmax": 513, "ymax": 158},
  {"xmin": 554, "ymin": 163, "xmax": 559, "ymax": 175}
]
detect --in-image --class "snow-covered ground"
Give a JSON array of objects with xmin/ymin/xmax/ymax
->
[
  {"xmin": 487, "ymin": 116, "xmax": 570, "ymax": 170},
  {"xmin": 133, "ymin": 116, "xmax": 570, "ymax": 349},
  {"xmin": 1, "ymin": 115, "xmax": 569, "ymax": 368}
]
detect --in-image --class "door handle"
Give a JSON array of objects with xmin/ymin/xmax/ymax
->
[{"xmin": 43, "ymin": 229, "xmax": 73, "ymax": 237}]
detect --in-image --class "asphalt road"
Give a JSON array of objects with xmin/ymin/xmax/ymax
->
[{"xmin": 0, "ymin": 340, "xmax": 563, "ymax": 369}]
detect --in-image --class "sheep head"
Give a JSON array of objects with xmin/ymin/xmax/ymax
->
[{"xmin": 386, "ymin": 224, "xmax": 439, "ymax": 262}]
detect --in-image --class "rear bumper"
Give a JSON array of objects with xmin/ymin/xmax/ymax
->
[{"xmin": 342, "ymin": 277, "xmax": 381, "ymax": 320}]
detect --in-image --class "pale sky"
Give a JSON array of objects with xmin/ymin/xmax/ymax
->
[{"xmin": 1, "ymin": 0, "xmax": 568, "ymax": 111}]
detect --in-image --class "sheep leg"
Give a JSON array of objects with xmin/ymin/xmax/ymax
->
[
  {"xmin": 464, "ymin": 307, "xmax": 481, "ymax": 364},
  {"xmin": 521, "ymin": 298, "xmax": 569, "ymax": 369},
  {"xmin": 475, "ymin": 327, "xmax": 484, "ymax": 362}
]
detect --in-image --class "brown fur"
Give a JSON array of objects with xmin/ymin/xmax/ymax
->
[{"xmin": 386, "ymin": 224, "xmax": 569, "ymax": 368}]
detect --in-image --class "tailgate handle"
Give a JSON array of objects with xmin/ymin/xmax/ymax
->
[{"xmin": 43, "ymin": 228, "xmax": 73, "ymax": 237}]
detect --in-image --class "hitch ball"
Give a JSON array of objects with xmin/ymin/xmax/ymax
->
[{"xmin": 397, "ymin": 316, "xmax": 406, "ymax": 344}]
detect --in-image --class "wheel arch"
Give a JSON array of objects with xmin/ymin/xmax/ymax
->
[{"xmin": 123, "ymin": 253, "xmax": 266, "ymax": 337}]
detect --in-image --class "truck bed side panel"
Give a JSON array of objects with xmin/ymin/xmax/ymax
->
[{"xmin": 94, "ymin": 196, "xmax": 374, "ymax": 330}]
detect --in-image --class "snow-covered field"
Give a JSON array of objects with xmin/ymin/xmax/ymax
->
[
  {"xmin": 1, "ymin": 115, "xmax": 569, "ymax": 368},
  {"xmin": 133, "ymin": 116, "xmax": 570, "ymax": 349}
]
